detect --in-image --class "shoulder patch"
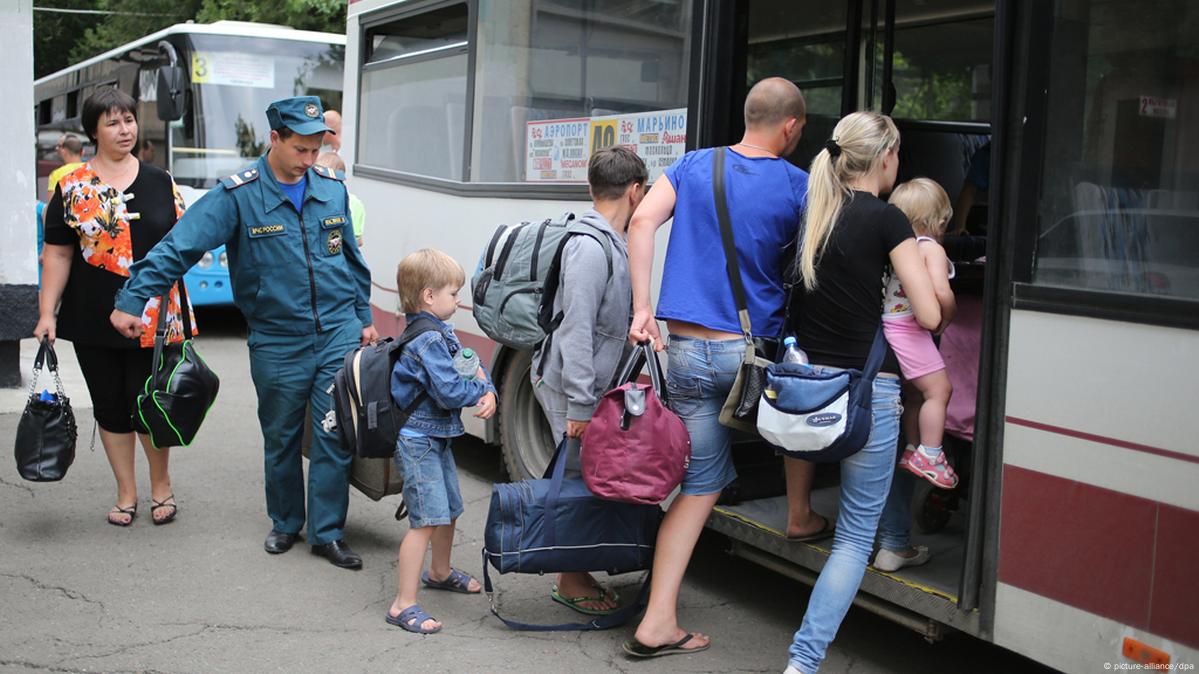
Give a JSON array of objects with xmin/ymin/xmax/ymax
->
[
  {"xmin": 219, "ymin": 168, "xmax": 259, "ymax": 190},
  {"xmin": 312, "ymin": 165, "xmax": 345, "ymax": 181}
]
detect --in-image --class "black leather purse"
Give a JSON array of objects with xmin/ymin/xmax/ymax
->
[
  {"xmin": 14, "ymin": 339, "xmax": 77, "ymax": 482},
  {"xmin": 135, "ymin": 281, "xmax": 219, "ymax": 447},
  {"xmin": 711, "ymin": 148, "xmax": 778, "ymax": 433}
]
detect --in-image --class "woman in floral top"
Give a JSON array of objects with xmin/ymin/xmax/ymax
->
[{"xmin": 36, "ymin": 88, "xmax": 195, "ymax": 527}]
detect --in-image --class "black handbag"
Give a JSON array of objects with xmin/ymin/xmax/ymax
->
[
  {"xmin": 711, "ymin": 147, "xmax": 778, "ymax": 433},
  {"xmin": 135, "ymin": 281, "xmax": 219, "ymax": 447},
  {"xmin": 14, "ymin": 339, "xmax": 77, "ymax": 482}
]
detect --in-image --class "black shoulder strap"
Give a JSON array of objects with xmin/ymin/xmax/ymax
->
[
  {"xmin": 534, "ymin": 228, "xmax": 612, "ymax": 377},
  {"xmin": 712, "ymin": 148, "xmax": 753, "ymax": 340},
  {"xmin": 393, "ymin": 316, "xmax": 444, "ymax": 416}
]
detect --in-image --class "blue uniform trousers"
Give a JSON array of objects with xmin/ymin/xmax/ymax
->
[{"xmin": 248, "ymin": 321, "xmax": 360, "ymax": 545}]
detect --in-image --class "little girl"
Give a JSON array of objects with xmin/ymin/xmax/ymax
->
[{"xmin": 883, "ymin": 178, "xmax": 959, "ymax": 489}]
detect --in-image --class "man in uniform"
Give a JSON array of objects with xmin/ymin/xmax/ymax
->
[{"xmin": 110, "ymin": 96, "xmax": 378, "ymax": 570}]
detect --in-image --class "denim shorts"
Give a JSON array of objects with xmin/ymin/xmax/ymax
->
[
  {"xmin": 394, "ymin": 435, "xmax": 464, "ymax": 528},
  {"xmin": 665, "ymin": 335, "xmax": 743, "ymax": 496}
]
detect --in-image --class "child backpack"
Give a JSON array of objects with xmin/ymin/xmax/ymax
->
[
  {"xmin": 471, "ymin": 212, "xmax": 612, "ymax": 351},
  {"xmin": 332, "ymin": 315, "xmax": 440, "ymax": 459}
]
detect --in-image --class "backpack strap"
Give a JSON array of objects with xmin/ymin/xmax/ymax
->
[
  {"xmin": 534, "ymin": 225, "xmax": 614, "ymax": 377},
  {"xmin": 392, "ymin": 315, "xmax": 445, "ymax": 418}
]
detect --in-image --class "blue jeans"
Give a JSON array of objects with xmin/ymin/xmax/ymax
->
[
  {"xmin": 787, "ymin": 376, "xmax": 902, "ymax": 674},
  {"xmin": 878, "ymin": 465, "xmax": 917, "ymax": 552},
  {"xmin": 665, "ymin": 335, "xmax": 742, "ymax": 496},
  {"xmin": 394, "ymin": 435, "xmax": 464, "ymax": 528}
]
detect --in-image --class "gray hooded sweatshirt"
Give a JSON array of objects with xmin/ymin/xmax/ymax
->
[{"xmin": 533, "ymin": 209, "xmax": 633, "ymax": 421}]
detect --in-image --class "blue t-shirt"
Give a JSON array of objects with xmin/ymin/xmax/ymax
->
[
  {"xmin": 279, "ymin": 174, "xmax": 307, "ymax": 212},
  {"xmin": 657, "ymin": 147, "xmax": 808, "ymax": 337}
]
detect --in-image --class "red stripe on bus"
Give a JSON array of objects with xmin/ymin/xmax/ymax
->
[
  {"xmin": 998, "ymin": 466, "xmax": 1199, "ymax": 648},
  {"xmin": 1005, "ymin": 416, "xmax": 1199, "ymax": 465}
]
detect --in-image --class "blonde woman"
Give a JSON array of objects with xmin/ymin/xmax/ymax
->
[{"xmin": 783, "ymin": 112, "xmax": 941, "ymax": 674}]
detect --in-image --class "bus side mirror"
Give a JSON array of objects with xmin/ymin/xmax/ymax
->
[{"xmin": 156, "ymin": 65, "xmax": 186, "ymax": 121}]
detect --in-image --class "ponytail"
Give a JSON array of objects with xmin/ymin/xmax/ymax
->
[{"xmin": 797, "ymin": 112, "xmax": 901, "ymax": 290}]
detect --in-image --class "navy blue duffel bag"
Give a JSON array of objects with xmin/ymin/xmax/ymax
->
[{"xmin": 482, "ymin": 438, "xmax": 661, "ymax": 630}]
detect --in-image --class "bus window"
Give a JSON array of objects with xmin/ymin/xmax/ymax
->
[
  {"xmin": 871, "ymin": 0, "xmax": 994, "ymax": 123},
  {"xmin": 1032, "ymin": 0, "xmax": 1199, "ymax": 300},
  {"xmin": 357, "ymin": 3, "xmax": 469, "ymax": 181},
  {"xmin": 745, "ymin": 0, "xmax": 848, "ymax": 169},
  {"xmin": 169, "ymin": 34, "xmax": 345, "ymax": 189},
  {"xmin": 469, "ymin": 0, "xmax": 693, "ymax": 183}
]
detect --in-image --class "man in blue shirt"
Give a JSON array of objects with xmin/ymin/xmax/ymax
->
[
  {"xmin": 624, "ymin": 77, "xmax": 828, "ymax": 657},
  {"xmin": 111, "ymin": 96, "xmax": 377, "ymax": 570}
]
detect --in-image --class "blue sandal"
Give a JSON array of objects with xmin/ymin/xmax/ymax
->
[
  {"xmin": 421, "ymin": 568, "xmax": 480, "ymax": 594},
  {"xmin": 386, "ymin": 604, "xmax": 442, "ymax": 634}
]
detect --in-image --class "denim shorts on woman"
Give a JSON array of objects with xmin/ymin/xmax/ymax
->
[
  {"xmin": 394, "ymin": 435, "xmax": 464, "ymax": 528},
  {"xmin": 665, "ymin": 335, "xmax": 743, "ymax": 496}
]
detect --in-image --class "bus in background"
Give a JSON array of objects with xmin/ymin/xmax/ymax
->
[
  {"xmin": 34, "ymin": 20, "xmax": 346, "ymax": 307},
  {"xmin": 341, "ymin": 1, "xmax": 1198, "ymax": 671}
]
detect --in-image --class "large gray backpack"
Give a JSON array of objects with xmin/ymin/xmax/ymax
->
[{"xmin": 471, "ymin": 212, "xmax": 612, "ymax": 351}]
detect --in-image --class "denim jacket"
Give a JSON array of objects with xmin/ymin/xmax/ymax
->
[{"xmin": 390, "ymin": 312, "xmax": 496, "ymax": 437}]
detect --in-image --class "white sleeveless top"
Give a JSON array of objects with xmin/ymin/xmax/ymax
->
[{"xmin": 882, "ymin": 236, "xmax": 954, "ymax": 319}]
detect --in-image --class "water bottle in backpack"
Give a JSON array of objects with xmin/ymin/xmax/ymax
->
[
  {"xmin": 452, "ymin": 348, "xmax": 481, "ymax": 380},
  {"xmin": 781, "ymin": 336, "xmax": 809, "ymax": 365}
]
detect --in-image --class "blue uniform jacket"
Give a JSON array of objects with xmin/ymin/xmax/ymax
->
[
  {"xmin": 390, "ymin": 312, "xmax": 496, "ymax": 438},
  {"xmin": 114, "ymin": 154, "xmax": 372, "ymax": 335}
]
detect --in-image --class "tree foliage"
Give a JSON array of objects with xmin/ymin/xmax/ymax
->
[{"xmin": 34, "ymin": 0, "xmax": 346, "ymax": 79}]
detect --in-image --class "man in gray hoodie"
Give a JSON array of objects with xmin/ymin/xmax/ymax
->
[{"xmin": 532, "ymin": 146, "xmax": 647, "ymax": 615}]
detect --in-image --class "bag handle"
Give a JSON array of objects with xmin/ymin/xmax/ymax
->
[
  {"xmin": 150, "ymin": 279, "xmax": 193, "ymax": 377},
  {"xmin": 711, "ymin": 148, "xmax": 753, "ymax": 343},
  {"xmin": 607, "ymin": 341, "xmax": 668, "ymax": 403},
  {"xmin": 850, "ymin": 325, "xmax": 889, "ymax": 410},
  {"xmin": 29, "ymin": 338, "xmax": 66, "ymax": 401}
]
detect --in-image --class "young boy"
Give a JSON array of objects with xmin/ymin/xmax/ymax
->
[
  {"xmin": 386, "ymin": 249, "xmax": 497, "ymax": 634},
  {"xmin": 531, "ymin": 146, "xmax": 647, "ymax": 615}
]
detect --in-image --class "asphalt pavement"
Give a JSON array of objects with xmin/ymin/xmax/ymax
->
[{"xmin": 0, "ymin": 308, "xmax": 1050, "ymax": 674}]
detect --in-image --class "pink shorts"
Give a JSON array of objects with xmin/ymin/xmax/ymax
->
[{"xmin": 882, "ymin": 315, "xmax": 945, "ymax": 380}]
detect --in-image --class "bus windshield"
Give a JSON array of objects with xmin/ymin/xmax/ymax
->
[{"xmin": 169, "ymin": 34, "xmax": 344, "ymax": 188}]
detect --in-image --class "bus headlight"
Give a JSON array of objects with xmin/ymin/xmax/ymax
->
[
  {"xmin": 198, "ymin": 251, "xmax": 214, "ymax": 269},
  {"xmin": 219, "ymin": 251, "xmax": 228, "ymax": 268}
]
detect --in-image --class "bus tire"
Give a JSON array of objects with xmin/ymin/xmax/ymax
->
[
  {"xmin": 498, "ymin": 350, "xmax": 555, "ymax": 480},
  {"xmin": 912, "ymin": 479, "xmax": 954, "ymax": 534}
]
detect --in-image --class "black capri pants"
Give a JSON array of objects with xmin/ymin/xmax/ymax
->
[{"xmin": 72, "ymin": 344, "xmax": 155, "ymax": 435}]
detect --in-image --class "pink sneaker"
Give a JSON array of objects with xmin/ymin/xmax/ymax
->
[{"xmin": 899, "ymin": 447, "xmax": 959, "ymax": 490}]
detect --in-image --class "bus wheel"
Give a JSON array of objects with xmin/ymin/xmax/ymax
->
[
  {"xmin": 912, "ymin": 479, "xmax": 954, "ymax": 534},
  {"xmin": 498, "ymin": 350, "xmax": 555, "ymax": 480}
]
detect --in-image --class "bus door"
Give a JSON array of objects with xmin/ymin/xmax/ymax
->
[{"xmin": 694, "ymin": 0, "xmax": 1000, "ymax": 638}]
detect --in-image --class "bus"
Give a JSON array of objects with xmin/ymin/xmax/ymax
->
[
  {"xmin": 340, "ymin": 1, "xmax": 1199, "ymax": 671},
  {"xmin": 34, "ymin": 20, "xmax": 346, "ymax": 306}
]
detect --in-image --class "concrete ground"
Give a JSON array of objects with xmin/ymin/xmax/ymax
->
[{"xmin": 0, "ymin": 309, "xmax": 1051, "ymax": 674}]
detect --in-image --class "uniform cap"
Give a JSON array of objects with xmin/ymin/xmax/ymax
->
[{"xmin": 265, "ymin": 96, "xmax": 333, "ymax": 136}]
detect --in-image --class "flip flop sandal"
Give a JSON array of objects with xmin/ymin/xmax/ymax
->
[
  {"xmin": 150, "ymin": 495, "xmax": 178, "ymax": 526},
  {"xmin": 107, "ymin": 504, "xmax": 137, "ymax": 527},
  {"xmin": 550, "ymin": 584, "xmax": 621, "ymax": 616},
  {"xmin": 622, "ymin": 633, "xmax": 711, "ymax": 658},
  {"xmin": 786, "ymin": 514, "xmax": 836, "ymax": 542},
  {"xmin": 385, "ymin": 604, "xmax": 442, "ymax": 634},
  {"xmin": 421, "ymin": 568, "xmax": 480, "ymax": 594}
]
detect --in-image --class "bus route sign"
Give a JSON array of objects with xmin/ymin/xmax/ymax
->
[{"xmin": 526, "ymin": 108, "xmax": 687, "ymax": 183}]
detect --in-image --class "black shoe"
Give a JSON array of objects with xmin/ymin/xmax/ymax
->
[
  {"xmin": 311, "ymin": 539, "xmax": 363, "ymax": 570},
  {"xmin": 264, "ymin": 530, "xmax": 298, "ymax": 554}
]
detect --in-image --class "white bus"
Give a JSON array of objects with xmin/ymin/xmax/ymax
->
[
  {"xmin": 34, "ymin": 20, "xmax": 346, "ymax": 306},
  {"xmin": 341, "ymin": 1, "xmax": 1199, "ymax": 671}
]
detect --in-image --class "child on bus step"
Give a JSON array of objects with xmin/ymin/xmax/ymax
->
[
  {"xmin": 386, "ymin": 249, "xmax": 498, "ymax": 634},
  {"xmin": 882, "ymin": 178, "xmax": 960, "ymax": 490}
]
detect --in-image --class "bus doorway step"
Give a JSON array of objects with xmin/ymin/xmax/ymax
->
[{"xmin": 725, "ymin": 538, "xmax": 946, "ymax": 644}]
